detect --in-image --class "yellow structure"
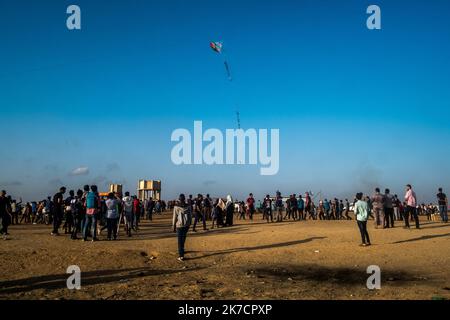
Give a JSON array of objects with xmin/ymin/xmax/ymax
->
[
  {"xmin": 99, "ymin": 184, "xmax": 123, "ymax": 197},
  {"xmin": 137, "ymin": 180, "xmax": 161, "ymax": 201},
  {"xmin": 109, "ymin": 184, "xmax": 123, "ymax": 196}
]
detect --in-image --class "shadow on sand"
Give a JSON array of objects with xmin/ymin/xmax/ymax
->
[
  {"xmin": 0, "ymin": 266, "xmax": 204, "ymax": 295},
  {"xmin": 391, "ymin": 232, "xmax": 450, "ymax": 244},
  {"xmin": 187, "ymin": 236, "xmax": 327, "ymax": 261},
  {"xmin": 248, "ymin": 264, "xmax": 422, "ymax": 286}
]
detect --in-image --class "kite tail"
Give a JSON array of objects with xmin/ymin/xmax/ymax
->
[{"xmin": 224, "ymin": 61, "xmax": 232, "ymax": 81}]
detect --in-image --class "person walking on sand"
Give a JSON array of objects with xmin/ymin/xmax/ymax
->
[
  {"xmin": 371, "ymin": 188, "xmax": 385, "ymax": 229},
  {"xmin": 317, "ymin": 200, "xmax": 325, "ymax": 220},
  {"xmin": 366, "ymin": 196, "xmax": 374, "ymax": 219},
  {"xmin": 172, "ymin": 194, "xmax": 192, "ymax": 262},
  {"xmin": 404, "ymin": 184, "xmax": 419, "ymax": 229},
  {"xmin": 246, "ymin": 193, "xmax": 255, "ymax": 220},
  {"xmin": 211, "ymin": 199, "xmax": 223, "ymax": 229},
  {"xmin": 344, "ymin": 199, "xmax": 352, "ymax": 220},
  {"xmin": 225, "ymin": 195, "xmax": 234, "ymax": 226},
  {"xmin": 437, "ymin": 188, "xmax": 448, "ymax": 223},
  {"xmin": 330, "ymin": 199, "xmax": 337, "ymax": 220},
  {"xmin": 193, "ymin": 194, "xmax": 207, "ymax": 232},
  {"xmin": 354, "ymin": 192, "xmax": 371, "ymax": 247}
]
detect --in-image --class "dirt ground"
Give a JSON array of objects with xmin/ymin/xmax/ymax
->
[{"xmin": 0, "ymin": 212, "xmax": 449, "ymax": 300}]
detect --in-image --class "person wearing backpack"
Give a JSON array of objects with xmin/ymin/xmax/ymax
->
[
  {"xmin": 354, "ymin": 192, "xmax": 371, "ymax": 247},
  {"xmin": 83, "ymin": 185, "xmax": 99, "ymax": 241},
  {"xmin": 122, "ymin": 192, "xmax": 134, "ymax": 237},
  {"xmin": 172, "ymin": 194, "xmax": 192, "ymax": 261}
]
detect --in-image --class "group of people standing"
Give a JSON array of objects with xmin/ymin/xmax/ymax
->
[
  {"xmin": 49, "ymin": 185, "xmax": 161, "ymax": 241},
  {"xmin": 1, "ymin": 183, "xmax": 448, "ymax": 261},
  {"xmin": 171, "ymin": 185, "xmax": 448, "ymax": 260},
  {"xmin": 353, "ymin": 185, "xmax": 448, "ymax": 247},
  {"xmin": 185, "ymin": 193, "xmax": 235, "ymax": 232},
  {"xmin": 254, "ymin": 192, "xmax": 352, "ymax": 223},
  {"xmin": 0, "ymin": 186, "xmax": 164, "ymax": 241},
  {"xmin": 367, "ymin": 185, "xmax": 448, "ymax": 230},
  {"xmin": 172, "ymin": 193, "xmax": 235, "ymax": 261}
]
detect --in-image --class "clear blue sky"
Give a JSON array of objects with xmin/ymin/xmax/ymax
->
[{"xmin": 1, "ymin": 0, "xmax": 449, "ymax": 203}]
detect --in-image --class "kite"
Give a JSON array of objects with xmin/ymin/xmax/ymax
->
[
  {"xmin": 210, "ymin": 41, "xmax": 222, "ymax": 53},
  {"xmin": 210, "ymin": 41, "xmax": 232, "ymax": 81},
  {"xmin": 210, "ymin": 41, "xmax": 240, "ymax": 128}
]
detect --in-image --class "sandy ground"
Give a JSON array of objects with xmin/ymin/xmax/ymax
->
[{"xmin": 0, "ymin": 212, "xmax": 449, "ymax": 300}]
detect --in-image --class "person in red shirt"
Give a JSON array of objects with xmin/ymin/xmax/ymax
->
[
  {"xmin": 246, "ymin": 193, "xmax": 255, "ymax": 220},
  {"xmin": 133, "ymin": 197, "xmax": 141, "ymax": 231}
]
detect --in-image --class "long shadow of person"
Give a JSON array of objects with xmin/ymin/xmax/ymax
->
[
  {"xmin": 187, "ymin": 236, "xmax": 327, "ymax": 261},
  {"xmin": 0, "ymin": 266, "xmax": 205, "ymax": 295}
]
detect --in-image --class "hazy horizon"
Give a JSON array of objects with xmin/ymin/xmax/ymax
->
[{"xmin": 1, "ymin": 0, "xmax": 449, "ymax": 204}]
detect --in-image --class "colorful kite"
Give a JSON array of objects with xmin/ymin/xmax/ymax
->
[
  {"xmin": 210, "ymin": 41, "xmax": 232, "ymax": 81},
  {"xmin": 210, "ymin": 41, "xmax": 239, "ymax": 128},
  {"xmin": 210, "ymin": 41, "xmax": 223, "ymax": 53}
]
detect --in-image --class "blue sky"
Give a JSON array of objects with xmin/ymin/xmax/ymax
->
[{"xmin": 1, "ymin": 0, "xmax": 449, "ymax": 203}]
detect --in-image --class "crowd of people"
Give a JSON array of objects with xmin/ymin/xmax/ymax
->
[
  {"xmin": 0, "ymin": 185, "xmax": 167, "ymax": 241},
  {"xmin": 171, "ymin": 184, "xmax": 448, "ymax": 260},
  {"xmin": 0, "ymin": 184, "xmax": 448, "ymax": 261}
]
